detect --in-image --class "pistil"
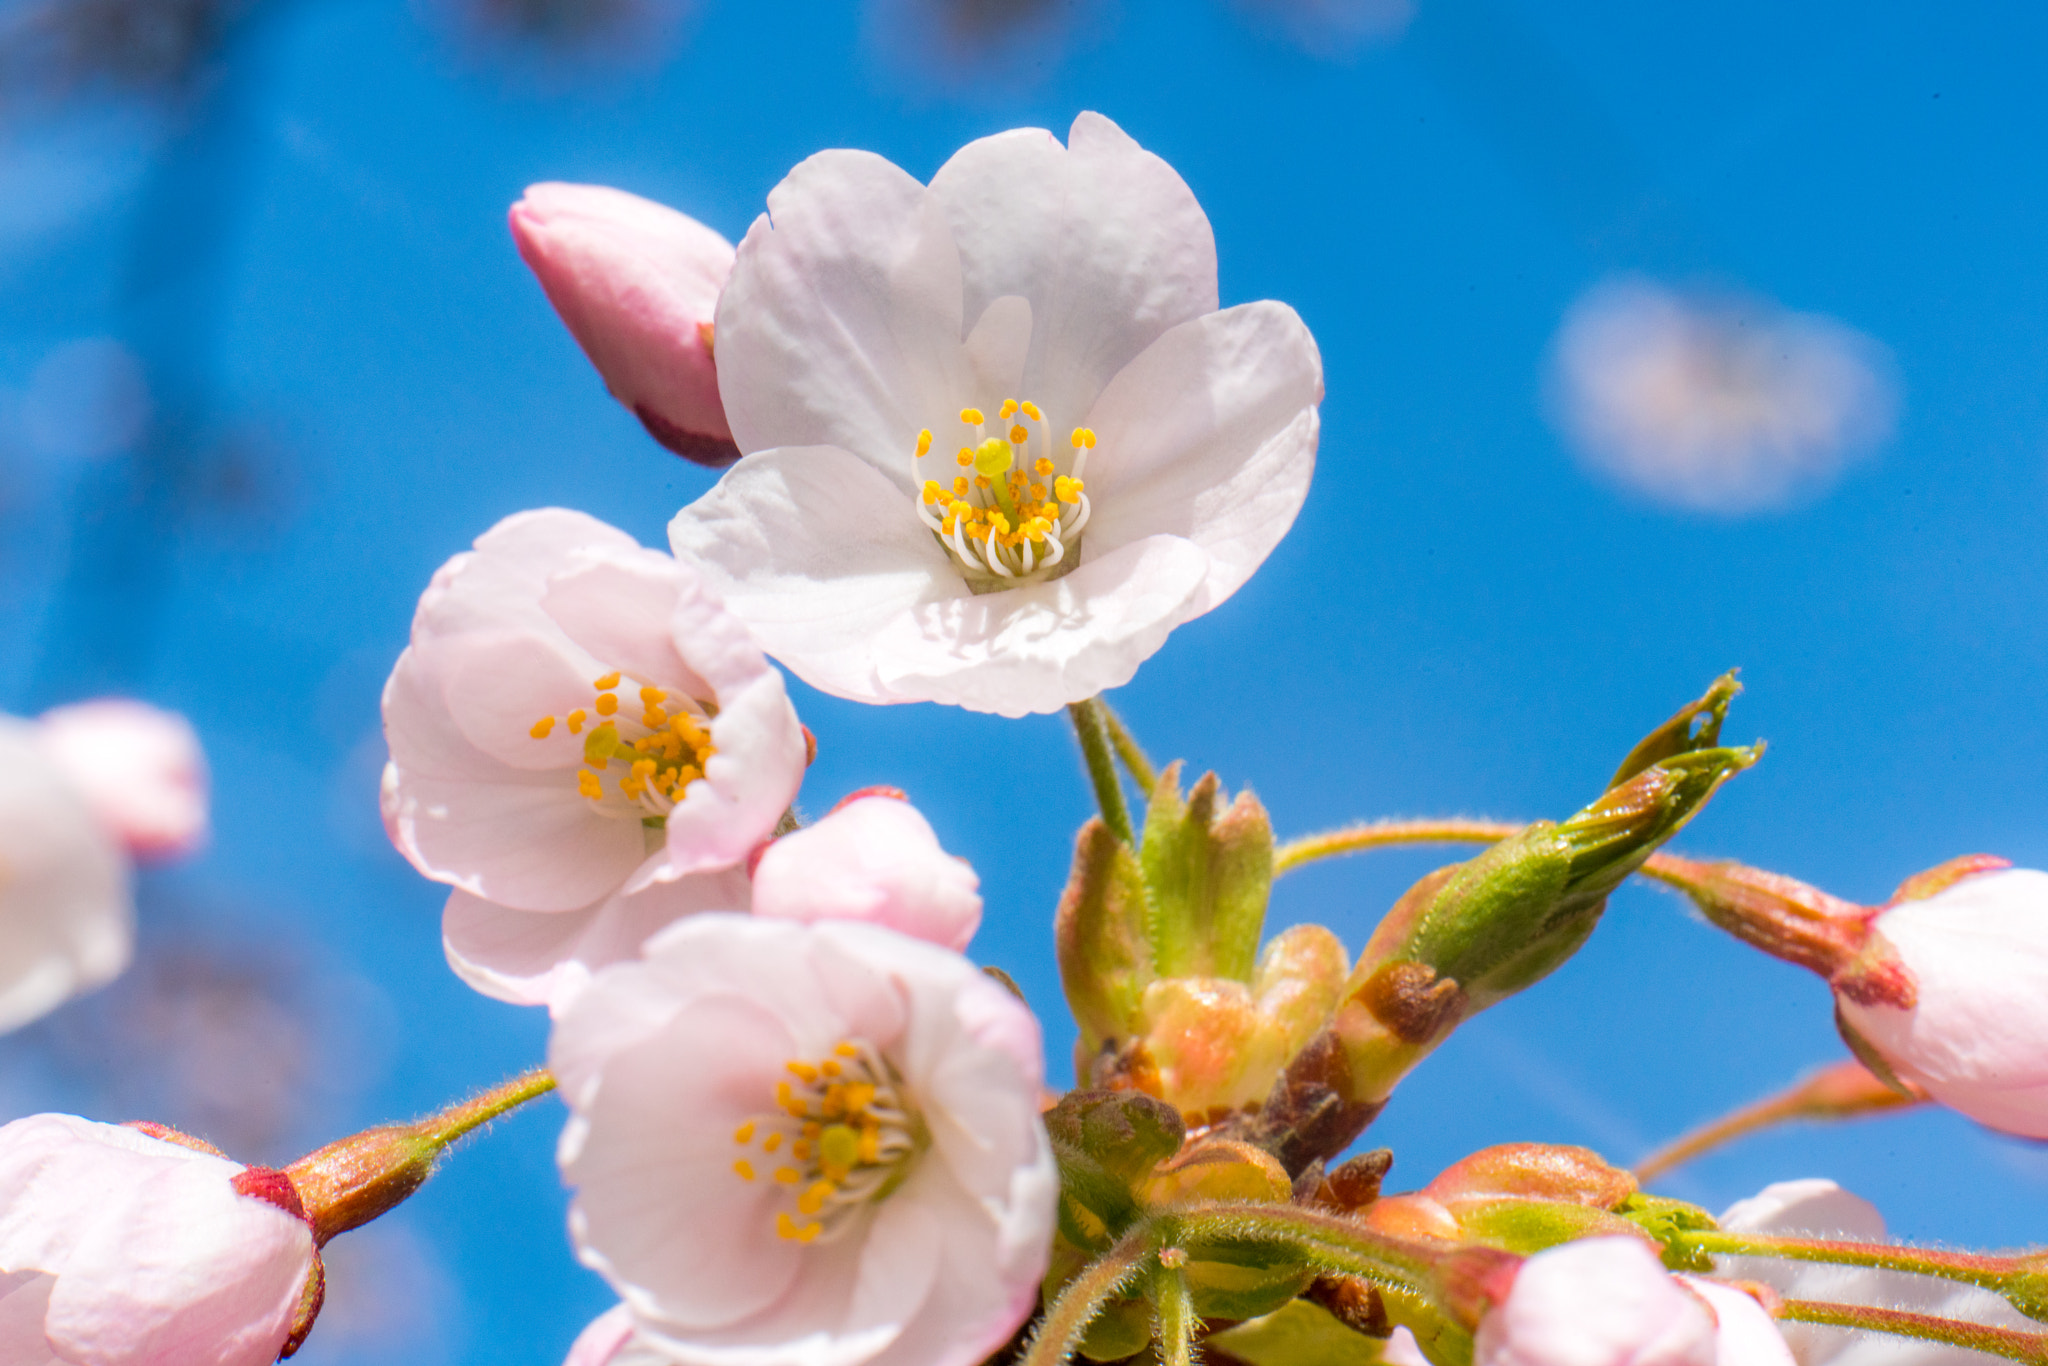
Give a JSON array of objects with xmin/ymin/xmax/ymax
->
[{"xmin": 913, "ymin": 399, "xmax": 1091, "ymax": 584}]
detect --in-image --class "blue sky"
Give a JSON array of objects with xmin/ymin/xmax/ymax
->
[{"xmin": 3, "ymin": 1, "xmax": 2047, "ymax": 1361}]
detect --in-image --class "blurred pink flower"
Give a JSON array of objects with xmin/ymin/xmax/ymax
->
[
  {"xmin": 0, "ymin": 719, "xmax": 131, "ymax": 1034},
  {"xmin": 512, "ymin": 184, "xmax": 740, "ymax": 467},
  {"xmin": 36, "ymin": 699, "xmax": 208, "ymax": 861},
  {"xmin": 1836, "ymin": 867, "xmax": 2048, "ymax": 1138},
  {"xmin": 551, "ymin": 914, "xmax": 1055, "ymax": 1366},
  {"xmin": 381, "ymin": 507, "xmax": 806, "ymax": 913},
  {"xmin": 669, "ymin": 111, "xmax": 1322, "ymax": 717},
  {"xmin": 1475, "ymin": 1237, "xmax": 1717, "ymax": 1366},
  {"xmin": 0, "ymin": 1113, "xmax": 316, "ymax": 1366}
]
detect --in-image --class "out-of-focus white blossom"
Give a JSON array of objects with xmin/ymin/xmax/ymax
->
[
  {"xmin": 551, "ymin": 914, "xmax": 1055, "ymax": 1366},
  {"xmin": 1549, "ymin": 278, "xmax": 1894, "ymax": 514}
]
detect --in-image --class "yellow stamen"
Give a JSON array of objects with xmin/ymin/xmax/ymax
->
[
  {"xmin": 530, "ymin": 716, "xmax": 555, "ymax": 739},
  {"xmin": 799, "ymin": 1180, "xmax": 835, "ymax": 1216},
  {"xmin": 998, "ymin": 399, "xmax": 1018, "ymax": 419},
  {"xmin": 567, "ymin": 709, "xmax": 587, "ymax": 734},
  {"xmin": 577, "ymin": 770, "xmax": 603, "ymax": 800},
  {"xmin": 915, "ymin": 428, "xmax": 933, "ymax": 456},
  {"xmin": 592, "ymin": 672, "xmax": 621, "ymax": 690},
  {"xmin": 1034, "ymin": 457, "xmax": 1054, "ymax": 477},
  {"xmin": 834, "ymin": 1042, "xmax": 860, "ymax": 1058},
  {"xmin": 763, "ymin": 1130, "xmax": 783, "ymax": 1153},
  {"xmin": 594, "ymin": 693, "xmax": 618, "ymax": 717},
  {"xmin": 956, "ymin": 447, "xmax": 973, "ymax": 467},
  {"xmin": 640, "ymin": 686, "xmax": 666, "ymax": 705},
  {"xmin": 1020, "ymin": 400, "xmax": 1043, "ymax": 421},
  {"xmin": 959, "ymin": 407, "xmax": 985, "ymax": 426},
  {"xmin": 733, "ymin": 1159, "xmax": 756, "ymax": 1181},
  {"xmin": 734, "ymin": 1120, "xmax": 756, "ymax": 1144},
  {"xmin": 787, "ymin": 1060, "xmax": 820, "ymax": 1083},
  {"xmin": 774, "ymin": 1167, "xmax": 801, "ymax": 1185},
  {"xmin": 1008, "ymin": 424, "xmax": 1028, "ymax": 445}
]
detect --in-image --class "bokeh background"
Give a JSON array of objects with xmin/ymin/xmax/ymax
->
[{"xmin": 2, "ymin": 1, "xmax": 2045, "ymax": 1360}]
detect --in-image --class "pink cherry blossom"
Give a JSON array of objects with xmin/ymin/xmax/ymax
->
[
  {"xmin": 0, "ymin": 1113, "xmax": 317, "ymax": 1366},
  {"xmin": 34, "ymin": 699, "xmax": 208, "ymax": 861},
  {"xmin": 550, "ymin": 913, "xmax": 1055, "ymax": 1366},
  {"xmin": 1677, "ymin": 1278, "xmax": 1794, "ymax": 1366},
  {"xmin": 669, "ymin": 111, "xmax": 1322, "ymax": 717},
  {"xmin": 1474, "ymin": 1237, "xmax": 1718, "ymax": 1366},
  {"xmin": 1835, "ymin": 867, "xmax": 2048, "ymax": 1138},
  {"xmin": 0, "ymin": 719, "xmax": 131, "ymax": 1034},
  {"xmin": 750, "ymin": 794, "xmax": 981, "ymax": 951},
  {"xmin": 512, "ymin": 183, "xmax": 740, "ymax": 466},
  {"xmin": 382, "ymin": 507, "xmax": 807, "ymax": 918}
]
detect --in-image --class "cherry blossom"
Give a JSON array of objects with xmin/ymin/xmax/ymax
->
[
  {"xmin": 512, "ymin": 182, "xmax": 740, "ymax": 466},
  {"xmin": 669, "ymin": 111, "xmax": 1322, "ymax": 717},
  {"xmin": 1474, "ymin": 1237, "xmax": 1718, "ymax": 1366},
  {"xmin": 0, "ymin": 1113, "xmax": 317, "ymax": 1366},
  {"xmin": 381, "ymin": 507, "xmax": 807, "ymax": 917},
  {"xmin": 0, "ymin": 719, "xmax": 132, "ymax": 1035},
  {"xmin": 1835, "ymin": 866, "xmax": 2048, "ymax": 1138},
  {"xmin": 34, "ymin": 699, "xmax": 208, "ymax": 861},
  {"xmin": 550, "ymin": 913, "xmax": 1055, "ymax": 1366},
  {"xmin": 443, "ymin": 790, "xmax": 980, "ymax": 1011}
]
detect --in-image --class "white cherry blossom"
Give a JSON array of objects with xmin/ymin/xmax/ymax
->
[
  {"xmin": 0, "ymin": 1113, "xmax": 317, "ymax": 1366},
  {"xmin": 1474, "ymin": 1237, "xmax": 1718, "ymax": 1366},
  {"xmin": 1834, "ymin": 867, "xmax": 2048, "ymax": 1138},
  {"xmin": 34, "ymin": 699, "xmax": 208, "ymax": 861},
  {"xmin": 0, "ymin": 719, "xmax": 132, "ymax": 1035},
  {"xmin": 551, "ymin": 913, "xmax": 1055, "ymax": 1366},
  {"xmin": 669, "ymin": 111, "xmax": 1322, "ymax": 717},
  {"xmin": 381, "ymin": 507, "xmax": 807, "ymax": 918}
]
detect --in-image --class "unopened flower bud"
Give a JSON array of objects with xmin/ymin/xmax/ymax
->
[
  {"xmin": 749, "ymin": 793, "xmax": 981, "ymax": 950},
  {"xmin": 510, "ymin": 182, "xmax": 739, "ymax": 466},
  {"xmin": 1139, "ymin": 764, "xmax": 1276, "ymax": 982},
  {"xmin": 36, "ymin": 697, "xmax": 208, "ymax": 860}
]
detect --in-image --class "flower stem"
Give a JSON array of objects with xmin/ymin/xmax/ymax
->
[
  {"xmin": 1676, "ymin": 1229, "xmax": 2022, "ymax": 1303},
  {"xmin": 1097, "ymin": 700, "xmax": 1158, "ymax": 794},
  {"xmin": 1153, "ymin": 1252, "xmax": 1198, "ymax": 1366},
  {"xmin": 1024, "ymin": 1227, "xmax": 1156, "ymax": 1366},
  {"xmin": 1170, "ymin": 1203, "xmax": 1443, "ymax": 1303},
  {"xmin": 285, "ymin": 1068, "xmax": 557, "ymax": 1245},
  {"xmin": 1069, "ymin": 698, "xmax": 1137, "ymax": 847},
  {"xmin": 1778, "ymin": 1298, "xmax": 2048, "ymax": 1363},
  {"xmin": 1634, "ymin": 1059, "xmax": 1921, "ymax": 1181},
  {"xmin": 1272, "ymin": 818, "xmax": 1519, "ymax": 876}
]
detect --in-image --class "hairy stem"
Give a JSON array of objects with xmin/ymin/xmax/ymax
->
[
  {"xmin": 1024, "ymin": 1228, "xmax": 1157, "ymax": 1366},
  {"xmin": 1780, "ymin": 1298, "xmax": 2048, "ymax": 1363},
  {"xmin": 1680, "ymin": 1230, "xmax": 2019, "ymax": 1301},
  {"xmin": 1069, "ymin": 698, "xmax": 1137, "ymax": 847},
  {"xmin": 1272, "ymin": 818, "xmax": 1520, "ymax": 876},
  {"xmin": 1097, "ymin": 700, "xmax": 1158, "ymax": 794},
  {"xmin": 1171, "ymin": 1203, "xmax": 1443, "ymax": 1302},
  {"xmin": 1635, "ymin": 1059, "xmax": 1921, "ymax": 1181},
  {"xmin": 1154, "ymin": 1252, "xmax": 1198, "ymax": 1366}
]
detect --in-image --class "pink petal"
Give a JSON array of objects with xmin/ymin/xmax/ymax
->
[
  {"xmin": 35, "ymin": 699, "xmax": 208, "ymax": 861},
  {"xmin": 750, "ymin": 797, "xmax": 981, "ymax": 951}
]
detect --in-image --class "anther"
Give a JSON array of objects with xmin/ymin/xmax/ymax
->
[
  {"xmin": 959, "ymin": 407, "xmax": 985, "ymax": 426},
  {"xmin": 577, "ymin": 771, "xmax": 603, "ymax": 800},
  {"xmin": 998, "ymin": 400, "xmax": 1017, "ymax": 419},
  {"xmin": 774, "ymin": 1167, "xmax": 801, "ymax": 1185},
  {"xmin": 956, "ymin": 448, "xmax": 974, "ymax": 467},
  {"xmin": 733, "ymin": 1159, "xmax": 756, "ymax": 1181},
  {"xmin": 530, "ymin": 716, "xmax": 556, "ymax": 739},
  {"xmin": 595, "ymin": 693, "xmax": 619, "ymax": 717},
  {"xmin": 593, "ymin": 672, "xmax": 622, "ymax": 690},
  {"xmin": 915, "ymin": 429, "xmax": 933, "ymax": 457},
  {"xmin": 1020, "ymin": 400, "xmax": 1042, "ymax": 421},
  {"xmin": 567, "ymin": 709, "xmax": 587, "ymax": 734},
  {"xmin": 1034, "ymin": 457, "xmax": 1054, "ymax": 477},
  {"xmin": 734, "ymin": 1120, "xmax": 756, "ymax": 1144},
  {"xmin": 1008, "ymin": 424, "xmax": 1028, "ymax": 445},
  {"xmin": 640, "ymin": 686, "xmax": 666, "ymax": 705}
]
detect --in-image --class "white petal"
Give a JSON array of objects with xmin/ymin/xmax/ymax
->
[
  {"xmin": 714, "ymin": 150, "xmax": 965, "ymax": 475},
  {"xmin": 564, "ymin": 1304, "xmax": 640, "ymax": 1366},
  {"xmin": 670, "ymin": 446, "xmax": 960, "ymax": 705},
  {"xmin": 870, "ymin": 533, "xmax": 1210, "ymax": 717},
  {"xmin": 750, "ymin": 798, "xmax": 981, "ymax": 951},
  {"xmin": 385, "ymin": 768, "xmax": 649, "ymax": 913},
  {"xmin": 928, "ymin": 112, "xmax": 1219, "ymax": 425},
  {"xmin": 1679, "ymin": 1279, "xmax": 1793, "ymax": 1366},
  {"xmin": 1476, "ymin": 1237, "xmax": 1717, "ymax": 1366},
  {"xmin": 415, "ymin": 508, "xmax": 641, "ymax": 645},
  {"xmin": 34, "ymin": 699, "xmax": 208, "ymax": 862},
  {"xmin": 442, "ymin": 865, "xmax": 751, "ymax": 1012},
  {"xmin": 543, "ymin": 546, "xmax": 713, "ymax": 702},
  {"xmin": 1080, "ymin": 301, "xmax": 1322, "ymax": 613}
]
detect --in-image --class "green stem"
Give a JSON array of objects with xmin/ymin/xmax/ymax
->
[
  {"xmin": 1171, "ymin": 1203, "xmax": 1443, "ymax": 1302},
  {"xmin": 1272, "ymin": 819, "xmax": 1519, "ymax": 876},
  {"xmin": 1154, "ymin": 1250, "xmax": 1198, "ymax": 1366},
  {"xmin": 1779, "ymin": 1298, "xmax": 2048, "ymax": 1363},
  {"xmin": 1024, "ymin": 1227, "xmax": 1156, "ymax": 1366},
  {"xmin": 418, "ymin": 1067, "xmax": 558, "ymax": 1149},
  {"xmin": 1098, "ymin": 701, "xmax": 1158, "ymax": 794},
  {"xmin": 1069, "ymin": 698, "xmax": 1137, "ymax": 847},
  {"xmin": 1679, "ymin": 1229, "xmax": 2020, "ymax": 1302}
]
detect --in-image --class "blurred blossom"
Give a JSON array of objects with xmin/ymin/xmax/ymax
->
[
  {"xmin": 1229, "ymin": 0, "xmax": 1412, "ymax": 55},
  {"xmin": 0, "ymin": 0, "xmax": 255, "ymax": 104},
  {"xmin": 19, "ymin": 336, "xmax": 152, "ymax": 462},
  {"xmin": 292, "ymin": 1217, "xmax": 462, "ymax": 1366},
  {"xmin": 862, "ymin": 0, "xmax": 1093, "ymax": 75},
  {"xmin": 37, "ymin": 697, "xmax": 208, "ymax": 860},
  {"xmin": 31, "ymin": 919, "xmax": 397, "ymax": 1162},
  {"xmin": 1549, "ymin": 277, "xmax": 1896, "ymax": 515}
]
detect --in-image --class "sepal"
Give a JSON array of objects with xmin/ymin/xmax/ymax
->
[{"xmin": 1140, "ymin": 764, "xmax": 1275, "ymax": 982}]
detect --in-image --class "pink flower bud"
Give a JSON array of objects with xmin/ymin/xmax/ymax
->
[
  {"xmin": 1475, "ymin": 1237, "xmax": 1718, "ymax": 1366},
  {"xmin": 0, "ymin": 1113, "xmax": 318, "ymax": 1366},
  {"xmin": 510, "ymin": 183, "xmax": 739, "ymax": 466},
  {"xmin": 749, "ymin": 794, "xmax": 982, "ymax": 950},
  {"xmin": 1836, "ymin": 866, "xmax": 2048, "ymax": 1137},
  {"xmin": 35, "ymin": 698, "xmax": 208, "ymax": 861}
]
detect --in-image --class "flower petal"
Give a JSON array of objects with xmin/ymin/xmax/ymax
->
[
  {"xmin": 871, "ymin": 533, "xmax": 1210, "ymax": 716},
  {"xmin": 714, "ymin": 150, "xmax": 965, "ymax": 475},
  {"xmin": 750, "ymin": 798, "xmax": 981, "ymax": 951},
  {"xmin": 929, "ymin": 112, "xmax": 1219, "ymax": 425},
  {"xmin": 669, "ymin": 445, "xmax": 961, "ymax": 705},
  {"xmin": 442, "ymin": 864, "xmax": 751, "ymax": 1012},
  {"xmin": 384, "ymin": 768, "xmax": 649, "ymax": 913},
  {"xmin": 35, "ymin": 699, "xmax": 208, "ymax": 862},
  {"xmin": 1080, "ymin": 301, "xmax": 1322, "ymax": 613}
]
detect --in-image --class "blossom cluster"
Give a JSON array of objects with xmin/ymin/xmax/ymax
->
[{"xmin": 2, "ymin": 111, "xmax": 2046, "ymax": 1366}]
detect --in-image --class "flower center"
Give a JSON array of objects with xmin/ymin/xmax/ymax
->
[
  {"xmin": 730, "ymin": 1038, "xmax": 925, "ymax": 1245},
  {"xmin": 529, "ymin": 672, "xmax": 717, "ymax": 829},
  {"xmin": 912, "ymin": 398, "xmax": 1093, "ymax": 587}
]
